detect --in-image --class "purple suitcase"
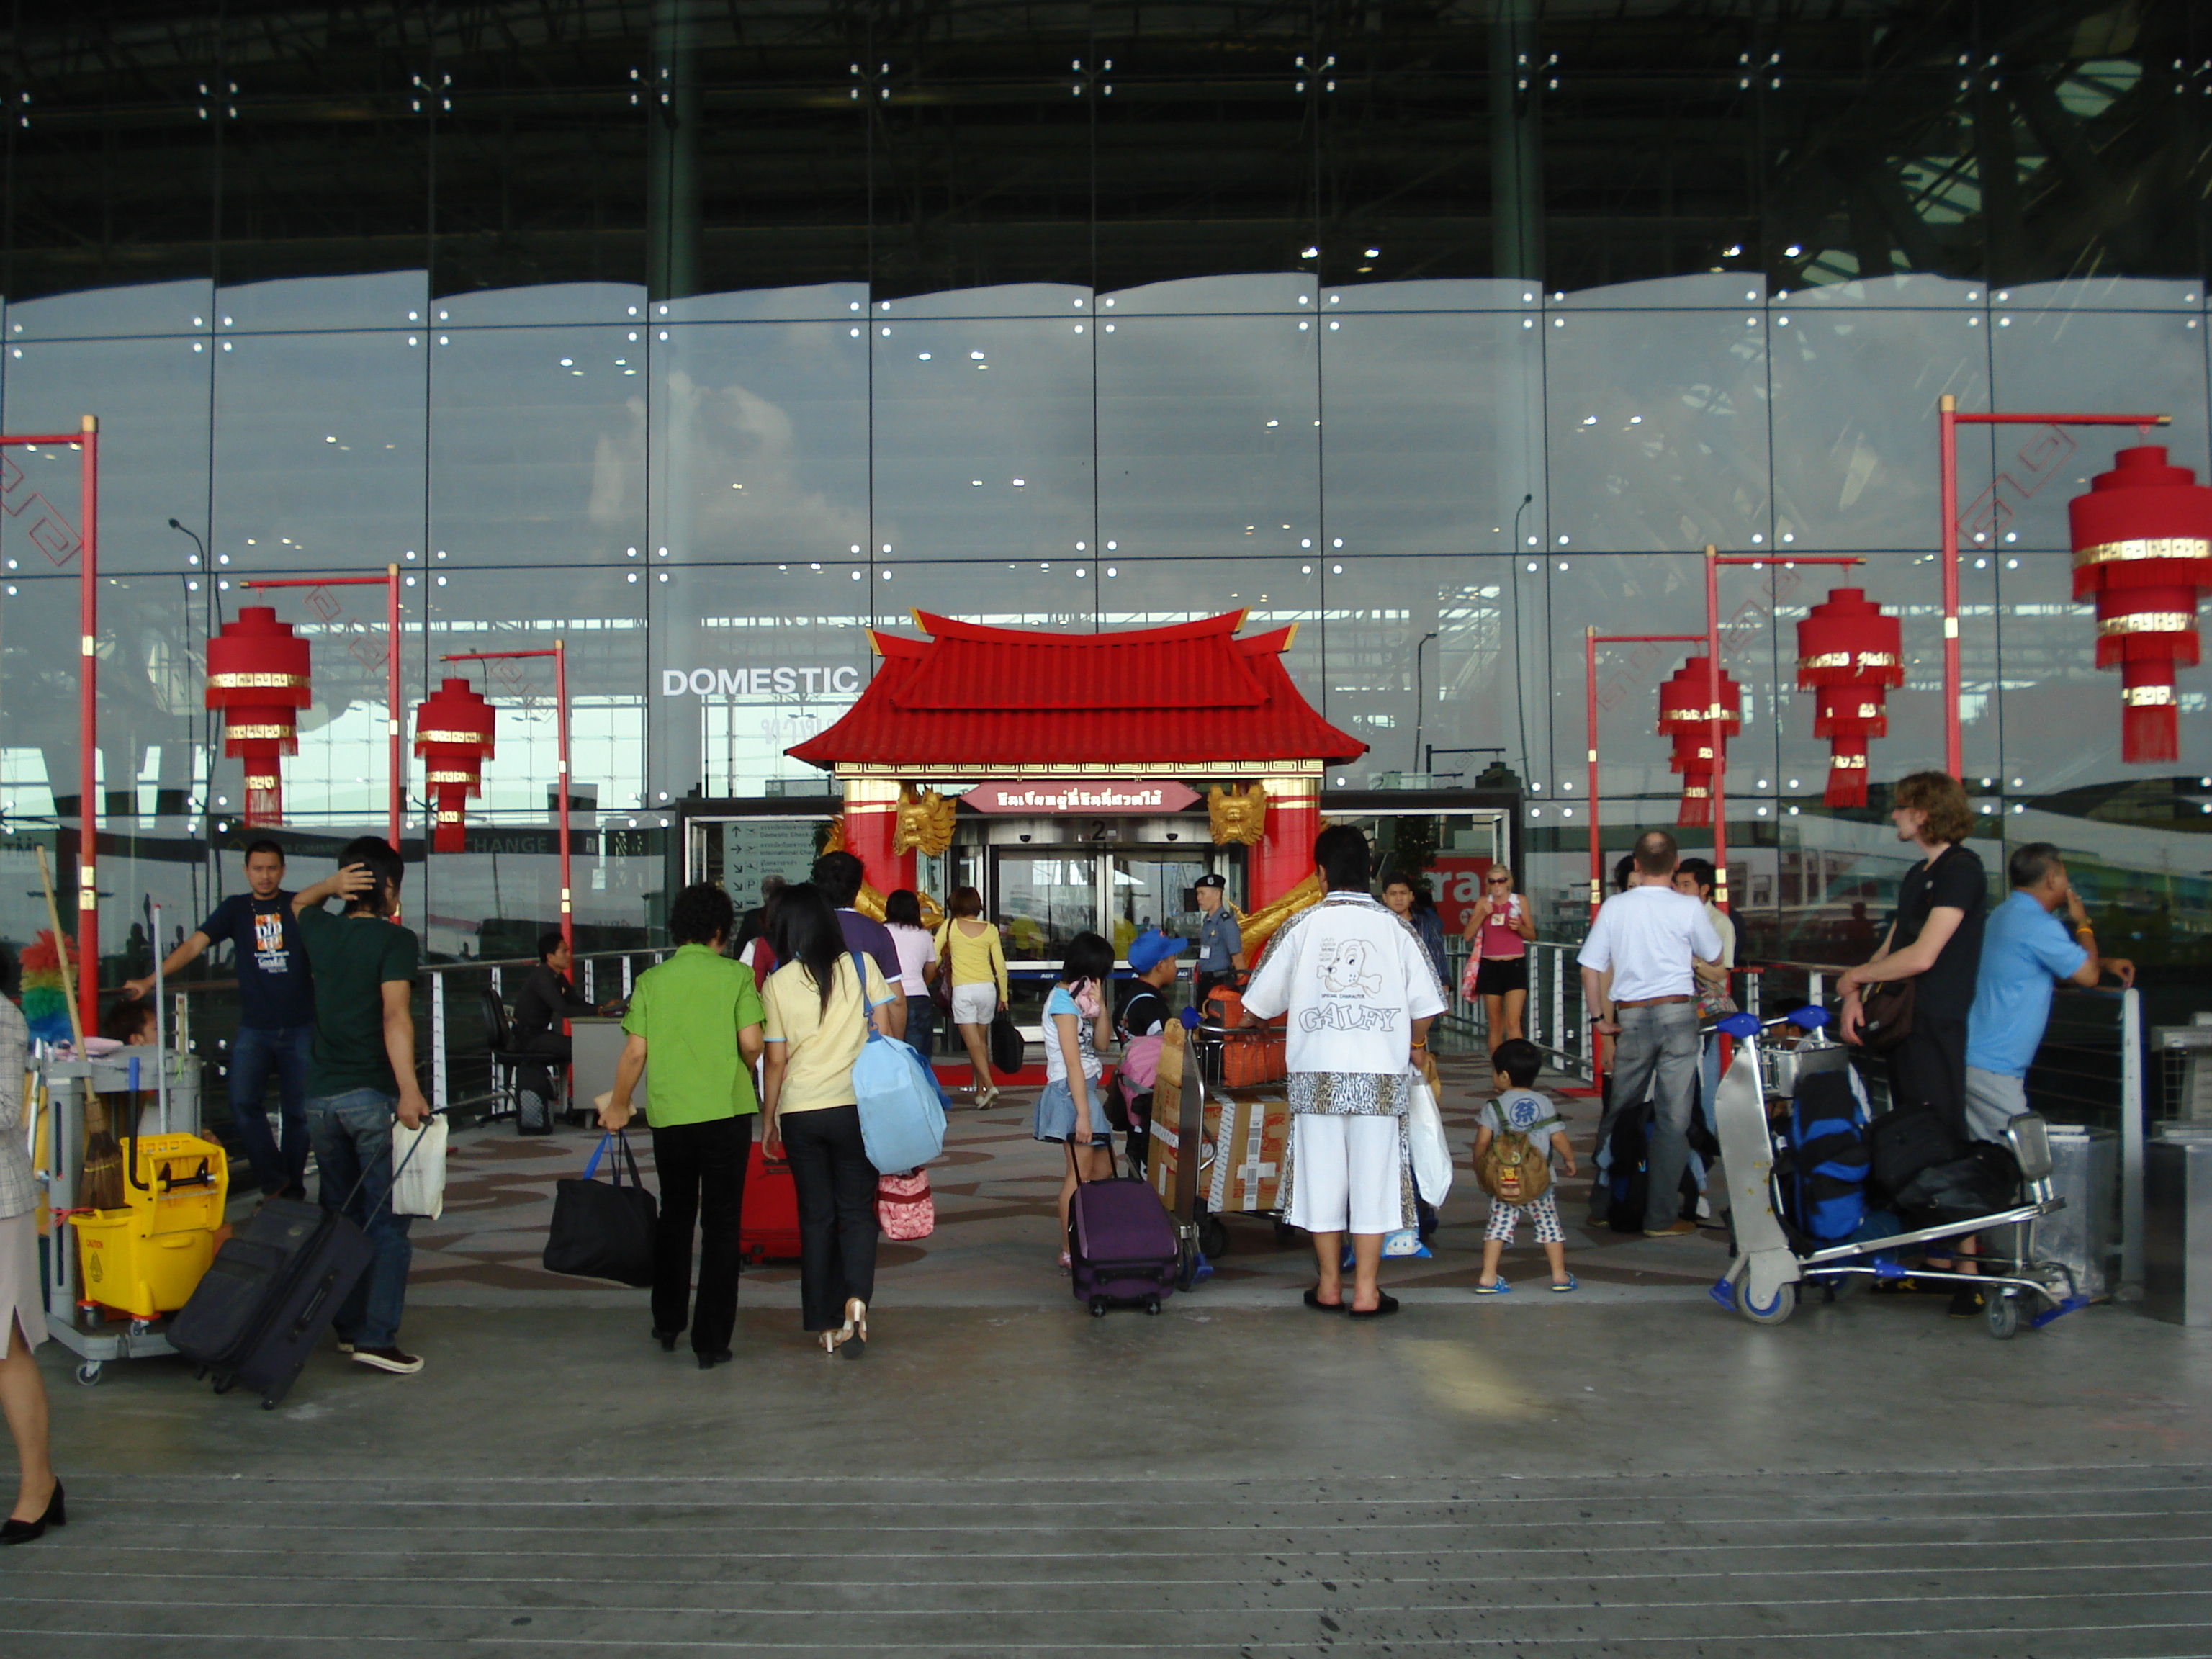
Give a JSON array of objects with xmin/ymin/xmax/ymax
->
[{"xmin": 1068, "ymin": 1162, "xmax": 1179, "ymax": 1317}]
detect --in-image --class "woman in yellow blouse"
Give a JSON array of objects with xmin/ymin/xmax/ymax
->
[{"xmin": 932, "ymin": 886, "xmax": 1009, "ymax": 1107}]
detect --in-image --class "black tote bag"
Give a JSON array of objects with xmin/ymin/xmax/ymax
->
[
  {"xmin": 989, "ymin": 1009, "xmax": 1026, "ymax": 1077},
  {"xmin": 542, "ymin": 1130, "xmax": 657, "ymax": 1287}
]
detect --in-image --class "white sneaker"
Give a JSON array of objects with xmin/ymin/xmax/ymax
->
[{"xmin": 351, "ymin": 1346, "xmax": 423, "ymax": 1375}]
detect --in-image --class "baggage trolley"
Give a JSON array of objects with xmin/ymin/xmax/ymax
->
[{"xmin": 1709, "ymin": 1010, "xmax": 2084, "ymax": 1339}]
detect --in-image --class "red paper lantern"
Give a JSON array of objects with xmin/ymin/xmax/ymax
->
[
  {"xmin": 1657, "ymin": 657, "xmax": 1741, "ymax": 827},
  {"xmin": 205, "ymin": 606, "xmax": 310, "ymax": 825},
  {"xmin": 2068, "ymin": 445, "xmax": 2212, "ymax": 765},
  {"xmin": 1796, "ymin": 588, "xmax": 1902, "ymax": 808},
  {"xmin": 414, "ymin": 678, "xmax": 495, "ymax": 853}
]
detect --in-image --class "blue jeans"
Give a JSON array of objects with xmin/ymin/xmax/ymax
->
[
  {"xmin": 230, "ymin": 1024, "xmax": 313, "ymax": 1194},
  {"xmin": 1610, "ymin": 1002, "xmax": 1702, "ymax": 1232},
  {"xmin": 308, "ymin": 1088, "xmax": 413, "ymax": 1352},
  {"xmin": 905, "ymin": 997, "xmax": 938, "ymax": 1060}
]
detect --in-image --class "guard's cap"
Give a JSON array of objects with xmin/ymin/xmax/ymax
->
[
  {"xmin": 1194, "ymin": 873, "xmax": 1227, "ymax": 890},
  {"xmin": 1128, "ymin": 929, "xmax": 1185, "ymax": 972}
]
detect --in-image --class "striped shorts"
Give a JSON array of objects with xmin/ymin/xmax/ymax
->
[{"xmin": 1484, "ymin": 1188, "xmax": 1564, "ymax": 1245}]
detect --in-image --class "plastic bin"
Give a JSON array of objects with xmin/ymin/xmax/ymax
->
[{"xmin": 68, "ymin": 1133, "xmax": 229, "ymax": 1320}]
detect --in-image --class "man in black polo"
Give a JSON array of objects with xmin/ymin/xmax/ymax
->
[
  {"xmin": 811, "ymin": 851, "xmax": 907, "ymax": 1040},
  {"xmin": 125, "ymin": 840, "xmax": 315, "ymax": 1199}
]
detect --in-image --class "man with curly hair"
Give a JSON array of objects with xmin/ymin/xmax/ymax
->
[{"xmin": 1837, "ymin": 771, "xmax": 1988, "ymax": 1139}]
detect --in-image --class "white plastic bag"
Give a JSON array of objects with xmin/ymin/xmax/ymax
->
[
  {"xmin": 1407, "ymin": 1070, "xmax": 1453, "ymax": 1205},
  {"xmin": 390, "ymin": 1115, "xmax": 449, "ymax": 1220}
]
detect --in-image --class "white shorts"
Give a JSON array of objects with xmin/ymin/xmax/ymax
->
[
  {"xmin": 950, "ymin": 983, "xmax": 997, "ymax": 1025},
  {"xmin": 1285, "ymin": 1114, "xmax": 1406, "ymax": 1237}
]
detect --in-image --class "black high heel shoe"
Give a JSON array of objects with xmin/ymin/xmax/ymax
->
[
  {"xmin": 1, "ymin": 1478, "xmax": 65, "ymax": 1545},
  {"xmin": 653, "ymin": 1328, "xmax": 680, "ymax": 1352}
]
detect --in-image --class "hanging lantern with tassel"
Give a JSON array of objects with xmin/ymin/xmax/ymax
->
[
  {"xmin": 1796, "ymin": 588, "xmax": 1902, "ymax": 807},
  {"xmin": 2067, "ymin": 445, "xmax": 2212, "ymax": 765},
  {"xmin": 1657, "ymin": 657, "xmax": 1741, "ymax": 827},
  {"xmin": 206, "ymin": 606, "xmax": 311, "ymax": 825},
  {"xmin": 413, "ymin": 678, "xmax": 496, "ymax": 853}
]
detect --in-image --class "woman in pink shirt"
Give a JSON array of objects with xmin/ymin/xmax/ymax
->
[{"xmin": 1462, "ymin": 866, "xmax": 1537, "ymax": 1042}]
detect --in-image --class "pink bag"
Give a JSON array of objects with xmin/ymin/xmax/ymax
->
[
  {"xmin": 876, "ymin": 1170, "xmax": 935, "ymax": 1240},
  {"xmin": 1460, "ymin": 955, "xmax": 1483, "ymax": 1000}
]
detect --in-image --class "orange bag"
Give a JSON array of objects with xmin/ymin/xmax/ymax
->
[{"xmin": 1219, "ymin": 1030, "xmax": 1288, "ymax": 1088}]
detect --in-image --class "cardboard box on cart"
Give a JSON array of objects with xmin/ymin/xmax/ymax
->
[
  {"xmin": 1205, "ymin": 1087, "xmax": 1292, "ymax": 1215},
  {"xmin": 1145, "ymin": 1022, "xmax": 1194, "ymax": 1207}
]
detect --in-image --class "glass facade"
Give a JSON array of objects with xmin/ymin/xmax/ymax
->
[{"xmin": 0, "ymin": 2, "xmax": 2205, "ymax": 1033}]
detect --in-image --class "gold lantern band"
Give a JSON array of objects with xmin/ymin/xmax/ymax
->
[
  {"xmin": 223, "ymin": 722, "xmax": 296, "ymax": 742},
  {"xmin": 1681, "ymin": 786, "xmax": 1710, "ymax": 799},
  {"xmin": 426, "ymin": 769, "xmax": 480, "ymax": 785},
  {"xmin": 436, "ymin": 809, "xmax": 464, "ymax": 824},
  {"xmin": 1802, "ymin": 651, "xmax": 1899, "ymax": 671},
  {"xmin": 207, "ymin": 672, "xmax": 309, "ymax": 691},
  {"xmin": 2073, "ymin": 536, "xmax": 2212, "ymax": 570},
  {"xmin": 1832, "ymin": 755, "xmax": 1867, "ymax": 770},
  {"xmin": 2123, "ymin": 685, "xmax": 2177, "ymax": 707},
  {"xmin": 2098, "ymin": 611, "xmax": 2196, "ymax": 637},
  {"xmin": 244, "ymin": 773, "xmax": 280, "ymax": 789},
  {"xmin": 416, "ymin": 728, "xmax": 490, "ymax": 745}
]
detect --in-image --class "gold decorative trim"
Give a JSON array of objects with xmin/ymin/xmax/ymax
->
[
  {"xmin": 208, "ymin": 672, "xmax": 308, "ymax": 690},
  {"xmin": 426, "ymin": 770, "xmax": 478, "ymax": 785},
  {"xmin": 2098, "ymin": 612, "xmax": 2195, "ymax": 637},
  {"xmin": 222, "ymin": 723, "xmax": 295, "ymax": 742},
  {"xmin": 2074, "ymin": 536, "xmax": 2212, "ymax": 569},
  {"xmin": 2123, "ymin": 685, "xmax": 2177, "ymax": 706},
  {"xmin": 415, "ymin": 728, "xmax": 493, "ymax": 745}
]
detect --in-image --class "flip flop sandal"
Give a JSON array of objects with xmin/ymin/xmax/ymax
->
[
  {"xmin": 1550, "ymin": 1274, "xmax": 1579, "ymax": 1293},
  {"xmin": 1473, "ymin": 1279, "xmax": 1511, "ymax": 1295},
  {"xmin": 1346, "ymin": 1292, "xmax": 1401, "ymax": 1319},
  {"xmin": 1302, "ymin": 1287, "xmax": 1347, "ymax": 1313}
]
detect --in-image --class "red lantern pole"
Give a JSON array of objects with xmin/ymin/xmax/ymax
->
[
  {"xmin": 1936, "ymin": 397, "xmax": 2170, "ymax": 778},
  {"xmin": 1701, "ymin": 547, "xmax": 1863, "ymax": 914},
  {"xmin": 239, "ymin": 568, "xmax": 406, "ymax": 850},
  {"xmin": 76, "ymin": 416, "xmax": 99, "ymax": 1033},
  {"xmin": 442, "ymin": 644, "xmax": 572, "ymax": 962},
  {"xmin": 1583, "ymin": 630, "xmax": 1705, "ymax": 921}
]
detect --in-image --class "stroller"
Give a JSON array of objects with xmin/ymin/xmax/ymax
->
[{"xmin": 1709, "ymin": 1007, "xmax": 2088, "ymax": 1339}]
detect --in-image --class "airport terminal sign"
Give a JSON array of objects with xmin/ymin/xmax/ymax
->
[{"xmin": 662, "ymin": 665, "xmax": 863, "ymax": 698}]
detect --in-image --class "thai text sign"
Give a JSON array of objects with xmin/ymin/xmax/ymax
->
[{"xmin": 963, "ymin": 780, "xmax": 1200, "ymax": 815}]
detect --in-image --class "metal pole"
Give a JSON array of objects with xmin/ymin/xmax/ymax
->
[
  {"xmin": 1584, "ymin": 626, "xmax": 1601, "ymax": 919},
  {"xmin": 1703, "ymin": 544, "xmax": 1728, "ymax": 910},
  {"xmin": 2121, "ymin": 985, "xmax": 2145, "ymax": 1287},
  {"xmin": 386, "ymin": 565, "xmax": 403, "ymax": 851},
  {"xmin": 555, "ymin": 639, "xmax": 574, "ymax": 963},
  {"xmin": 1938, "ymin": 395, "xmax": 1961, "ymax": 778},
  {"xmin": 76, "ymin": 415, "xmax": 100, "ymax": 1035}
]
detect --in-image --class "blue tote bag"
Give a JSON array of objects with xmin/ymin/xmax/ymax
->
[{"xmin": 850, "ymin": 952, "xmax": 948, "ymax": 1175}]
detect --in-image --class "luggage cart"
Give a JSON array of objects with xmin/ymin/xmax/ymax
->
[
  {"xmin": 1187, "ymin": 1011, "xmax": 1296, "ymax": 1258},
  {"xmin": 1710, "ymin": 1011, "xmax": 2084, "ymax": 1339}
]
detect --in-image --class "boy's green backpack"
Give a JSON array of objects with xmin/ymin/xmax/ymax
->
[{"xmin": 1477, "ymin": 1125, "xmax": 1551, "ymax": 1206}]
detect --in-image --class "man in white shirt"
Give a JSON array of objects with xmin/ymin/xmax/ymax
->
[
  {"xmin": 1241, "ymin": 825, "xmax": 1445, "ymax": 1318},
  {"xmin": 1578, "ymin": 830, "xmax": 1722, "ymax": 1238}
]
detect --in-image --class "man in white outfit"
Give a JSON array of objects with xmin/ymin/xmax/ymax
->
[
  {"xmin": 1578, "ymin": 830, "xmax": 1723, "ymax": 1238},
  {"xmin": 1240, "ymin": 824, "xmax": 1444, "ymax": 1318}
]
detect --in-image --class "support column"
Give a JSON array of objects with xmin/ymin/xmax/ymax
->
[
  {"xmin": 840, "ymin": 775, "xmax": 917, "ymax": 899},
  {"xmin": 1490, "ymin": 0, "xmax": 1545, "ymax": 282},
  {"xmin": 1247, "ymin": 774, "xmax": 1320, "ymax": 911}
]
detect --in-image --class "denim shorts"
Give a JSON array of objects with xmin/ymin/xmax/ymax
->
[{"xmin": 1032, "ymin": 1076, "xmax": 1112, "ymax": 1147}]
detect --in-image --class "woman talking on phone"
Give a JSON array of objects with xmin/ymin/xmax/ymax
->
[
  {"xmin": 1030, "ymin": 931, "xmax": 1117, "ymax": 1270},
  {"xmin": 1462, "ymin": 866, "xmax": 1537, "ymax": 1043}
]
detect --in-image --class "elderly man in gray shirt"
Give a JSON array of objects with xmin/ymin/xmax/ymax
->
[{"xmin": 1578, "ymin": 830, "xmax": 1723, "ymax": 1238}]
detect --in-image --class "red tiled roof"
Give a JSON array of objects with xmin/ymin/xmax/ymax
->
[{"xmin": 787, "ymin": 611, "xmax": 1366, "ymax": 769}]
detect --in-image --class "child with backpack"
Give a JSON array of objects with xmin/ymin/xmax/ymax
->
[{"xmin": 1473, "ymin": 1038, "xmax": 1578, "ymax": 1295}]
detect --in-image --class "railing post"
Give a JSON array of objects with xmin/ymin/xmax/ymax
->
[
  {"xmin": 430, "ymin": 970, "xmax": 448, "ymax": 1117},
  {"xmin": 2121, "ymin": 985, "xmax": 2145, "ymax": 1289}
]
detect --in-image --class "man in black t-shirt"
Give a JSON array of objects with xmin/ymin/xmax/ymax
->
[
  {"xmin": 811, "ymin": 852, "xmax": 907, "ymax": 1040},
  {"xmin": 1837, "ymin": 771, "xmax": 1988, "ymax": 1138},
  {"xmin": 125, "ymin": 840, "xmax": 321, "ymax": 1198}
]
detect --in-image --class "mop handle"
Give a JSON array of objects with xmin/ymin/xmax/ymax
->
[{"xmin": 150, "ymin": 902, "xmax": 168, "ymax": 1133}]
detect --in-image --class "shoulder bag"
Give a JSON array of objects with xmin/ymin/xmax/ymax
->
[
  {"xmin": 541, "ymin": 1130, "xmax": 657, "ymax": 1287},
  {"xmin": 1857, "ymin": 850, "xmax": 1948, "ymax": 1052},
  {"xmin": 849, "ymin": 951, "xmax": 948, "ymax": 1175}
]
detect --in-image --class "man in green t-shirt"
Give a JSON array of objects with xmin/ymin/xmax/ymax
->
[
  {"xmin": 290, "ymin": 837, "xmax": 428, "ymax": 1377},
  {"xmin": 601, "ymin": 882, "xmax": 765, "ymax": 1369}
]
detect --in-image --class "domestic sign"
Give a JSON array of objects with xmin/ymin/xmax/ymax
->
[
  {"xmin": 962, "ymin": 780, "xmax": 1200, "ymax": 816},
  {"xmin": 661, "ymin": 666, "xmax": 863, "ymax": 698}
]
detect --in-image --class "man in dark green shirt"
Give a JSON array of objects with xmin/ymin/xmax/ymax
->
[{"xmin": 292, "ymin": 837, "xmax": 428, "ymax": 1377}]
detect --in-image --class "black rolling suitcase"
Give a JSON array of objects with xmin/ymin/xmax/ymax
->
[{"xmin": 172, "ymin": 1199, "xmax": 374, "ymax": 1409}]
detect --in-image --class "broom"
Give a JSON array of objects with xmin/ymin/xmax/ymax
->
[{"xmin": 32, "ymin": 848, "xmax": 121, "ymax": 1212}]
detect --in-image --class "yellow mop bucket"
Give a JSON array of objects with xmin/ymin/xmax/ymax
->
[{"xmin": 70, "ymin": 1133, "xmax": 230, "ymax": 1320}]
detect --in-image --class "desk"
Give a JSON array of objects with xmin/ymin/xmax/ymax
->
[{"xmin": 569, "ymin": 1017, "xmax": 645, "ymax": 1115}]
